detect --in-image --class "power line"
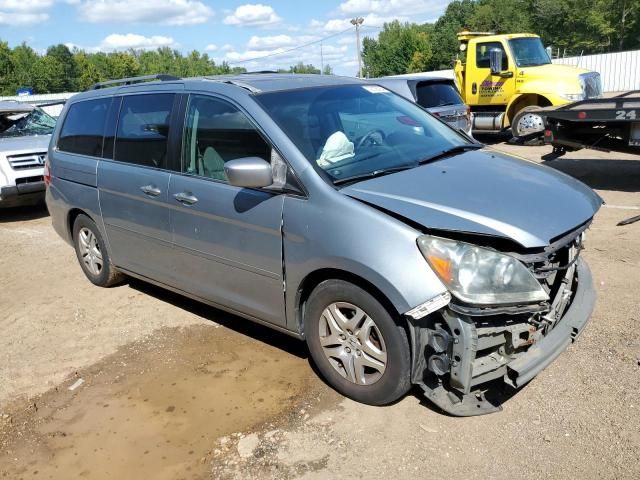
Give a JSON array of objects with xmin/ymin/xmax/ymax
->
[{"xmin": 226, "ymin": 26, "xmax": 355, "ymax": 66}]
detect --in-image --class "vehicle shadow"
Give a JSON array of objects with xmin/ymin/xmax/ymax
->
[
  {"xmin": 542, "ymin": 157, "xmax": 640, "ymax": 192},
  {"xmin": 0, "ymin": 203, "xmax": 49, "ymax": 223},
  {"xmin": 473, "ymin": 132, "xmax": 513, "ymax": 145},
  {"xmin": 126, "ymin": 277, "xmax": 309, "ymax": 360}
]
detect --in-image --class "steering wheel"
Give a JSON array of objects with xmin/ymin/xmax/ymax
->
[{"xmin": 356, "ymin": 129, "xmax": 386, "ymax": 149}]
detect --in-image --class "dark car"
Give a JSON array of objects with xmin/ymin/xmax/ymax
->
[{"xmin": 370, "ymin": 75, "xmax": 473, "ymax": 136}]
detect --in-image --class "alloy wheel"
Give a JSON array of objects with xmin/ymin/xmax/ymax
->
[
  {"xmin": 318, "ymin": 302, "xmax": 387, "ymax": 385},
  {"xmin": 78, "ymin": 227, "xmax": 103, "ymax": 276}
]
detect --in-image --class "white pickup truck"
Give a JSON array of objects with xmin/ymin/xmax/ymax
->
[{"xmin": 0, "ymin": 101, "xmax": 56, "ymax": 208}]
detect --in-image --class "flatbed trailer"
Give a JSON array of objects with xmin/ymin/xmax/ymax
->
[{"xmin": 541, "ymin": 91, "xmax": 640, "ymax": 156}]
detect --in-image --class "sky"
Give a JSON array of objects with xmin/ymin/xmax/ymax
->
[{"xmin": 0, "ymin": 0, "xmax": 453, "ymax": 76}]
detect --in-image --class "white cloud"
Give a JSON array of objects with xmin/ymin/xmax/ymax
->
[
  {"xmin": 205, "ymin": 44, "xmax": 218, "ymax": 51},
  {"xmin": 0, "ymin": 0, "xmax": 53, "ymax": 11},
  {"xmin": 246, "ymin": 34, "xmax": 319, "ymax": 51},
  {"xmin": 338, "ymin": 0, "xmax": 447, "ymax": 18},
  {"xmin": 221, "ymin": 43, "xmax": 349, "ymax": 70},
  {"xmin": 77, "ymin": 0, "xmax": 213, "ymax": 26},
  {"xmin": 0, "ymin": 11, "xmax": 47, "ymax": 24},
  {"xmin": 224, "ymin": 48, "xmax": 286, "ymax": 63},
  {"xmin": 223, "ymin": 3, "xmax": 281, "ymax": 27},
  {"xmin": 323, "ymin": 13, "xmax": 409, "ymax": 32},
  {"xmin": 221, "ymin": 44, "xmax": 234, "ymax": 51},
  {"xmin": 247, "ymin": 34, "xmax": 294, "ymax": 50},
  {"xmin": 0, "ymin": 0, "xmax": 52, "ymax": 24},
  {"xmin": 99, "ymin": 33, "xmax": 176, "ymax": 51}
]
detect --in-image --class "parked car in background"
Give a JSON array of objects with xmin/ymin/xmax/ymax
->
[
  {"xmin": 369, "ymin": 75, "xmax": 473, "ymax": 136},
  {"xmin": 0, "ymin": 101, "xmax": 56, "ymax": 208},
  {"xmin": 47, "ymin": 73, "xmax": 600, "ymax": 415}
]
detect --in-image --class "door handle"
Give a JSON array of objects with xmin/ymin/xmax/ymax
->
[
  {"xmin": 173, "ymin": 192, "xmax": 198, "ymax": 205},
  {"xmin": 472, "ymin": 82, "xmax": 477, "ymax": 95},
  {"xmin": 140, "ymin": 184, "xmax": 161, "ymax": 197}
]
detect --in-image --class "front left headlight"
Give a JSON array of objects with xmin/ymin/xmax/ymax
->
[{"xmin": 417, "ymin": 235, "xmax": 549, "ymax": 306}]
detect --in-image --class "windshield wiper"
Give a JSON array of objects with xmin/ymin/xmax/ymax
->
[
  {"xmin": 334, "ymin": 165, "xmax": 413, "ymax": 186},
  {"xmin": 418, "ymin": 144, "xmax": 483, "ymax": 165}
]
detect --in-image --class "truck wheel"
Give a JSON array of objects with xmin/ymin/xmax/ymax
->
[
  {"xmin": 304, "ymin": 280, "xmax": 411, "ymax": 405},
  {"xmin": 72, "ymin": 214, "xmax": 124, "ymax": 287},
  {"xmin": 512, "ymin": 105, "xmax": 545, "ymax": 138}
]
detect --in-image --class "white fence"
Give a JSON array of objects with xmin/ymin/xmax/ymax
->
[
  {"xmin": 553, "ymin": 50, "xmax": 640, "ymax": 93},
  {"xmin": 0, "ymin": 92, "xmax": 77, "ymax": 117}
]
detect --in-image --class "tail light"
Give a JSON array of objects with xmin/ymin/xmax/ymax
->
[{"xmin": 43, "ymin": 155, "xmax": 51, "ymax": 187}]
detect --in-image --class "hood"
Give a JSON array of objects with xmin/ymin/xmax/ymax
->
[
  {"xmin": 519, "ymin": 64, "xmax": 596, "ymax": 95},
  {"xmin": 342, "ymin": 149, "xmax": 602, "ymax": 249},
  {"xmin": 0, "ymin": 101, "xmax": 34, "ymax": 115},
  {"xmin": 0, "ymin": 134, "xmax": 51, "ymax": 153}
]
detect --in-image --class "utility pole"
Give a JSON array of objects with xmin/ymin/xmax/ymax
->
[
  {"xmin": 350, "ymin": 17, "xmax": 364, "ymax": 77},
  {"xmin": 320, "ymin": 41, "xmax": 324, "ymax": 75}
]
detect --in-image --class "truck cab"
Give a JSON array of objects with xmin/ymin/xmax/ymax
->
[{"xmin": 454, "ymin": 32, "xmax": 602, "ymax": 136}]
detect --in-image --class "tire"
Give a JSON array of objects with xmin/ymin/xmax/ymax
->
[
  {"xmin": 72, "ymin": 214, "xmax": 124, "ymax": 287},
  {"xmin": 511, "ymin": 105, "xmax": 545, "ymax": 138},
  {"xmin": 304, "ymin": 280, "xmax": 411, "ymax": 405}
]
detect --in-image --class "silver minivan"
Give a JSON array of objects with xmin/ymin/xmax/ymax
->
[{"xmin": 46, "ymin": 74, "xmax": 601, "ymax": 415}]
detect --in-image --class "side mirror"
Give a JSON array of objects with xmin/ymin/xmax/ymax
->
[
  {"xmin": 224, "ymin": 157, "xmax": 273, "ymax": 188},
  {"xmin": 489, "ymin": 48, "xmax": 503, "ymax": 75}
]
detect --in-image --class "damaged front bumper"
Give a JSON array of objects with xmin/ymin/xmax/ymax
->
[{"xmin": 408, "ymin": 258, "xmax": 595, "ymax": 416}]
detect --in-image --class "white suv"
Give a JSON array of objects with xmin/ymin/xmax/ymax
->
[{"xmin": 0, "ymin": 101, "xmax": 56, "ymax": 208}]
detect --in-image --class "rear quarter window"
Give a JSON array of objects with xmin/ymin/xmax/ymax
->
[
  {"xmin": 415, "ymin": 82, "xmax": 464, "ymax": 109},
  {"xmin": 57, "ymin": 98, "xmax": 111, "ymax": 156},
  {"xmin": 114, "ymin": 94, "xmax": 175, "ymax": 169}
]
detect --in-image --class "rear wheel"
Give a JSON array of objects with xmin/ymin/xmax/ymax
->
[
  {"xmin": 512, "ymin": 105, "xmax": 545, "ymax": 137},
  {"xmin": 304, "ymin": 280, "xmax": 411, "ymax": 405},
  {"xmin": 72, "ymin": 214, "xmax": 123, "ymax": 287}
]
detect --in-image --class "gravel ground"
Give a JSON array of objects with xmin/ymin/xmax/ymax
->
[{"xmin": 1, "ymin": 141, "xmax": 639, "ymax": 479}]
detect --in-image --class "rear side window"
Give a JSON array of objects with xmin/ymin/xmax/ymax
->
[
  {"xmin": 57, "ymin": 98, "xmax": 111, "ymax": 156},
  {"xmin": 415, "ymin": 82, "xmax": 464, "ymax": 108},
  {"xmin": 114, "ymin": 94, "xmax": 174, "ymax": 168},
  {"xmin": 476, "ymin": 42, "xmax": 509, "ymax": 69}
]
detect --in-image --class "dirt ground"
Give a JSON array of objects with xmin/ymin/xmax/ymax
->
[{"xmin": 1, "ymin": 141, "xmax": 639, "ymax": 479}]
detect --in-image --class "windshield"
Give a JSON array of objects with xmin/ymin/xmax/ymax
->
[
  {"xmin": 0, "ymin": 107, "xmax": 57, "ymax": 138},
  {"xmin": 509, "ymin": 37, "xmax": 551, "ymax": 67},
  {"xmin": 256, "ymin": 84, "xmax": 469, "ymax": 185}
]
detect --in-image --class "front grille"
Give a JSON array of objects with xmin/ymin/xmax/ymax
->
[
  {"xmin": 7, "ymin": 152, "xmax": 47, "ymax": 170},
  {"xmin": 16, "ymin": 175, "xmax": 44, "ymax": 185}
]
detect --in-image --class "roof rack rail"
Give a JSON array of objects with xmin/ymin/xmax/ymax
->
[{"xmin": 87, "ymin": 74, "xmax": 180, "ymax": 91}]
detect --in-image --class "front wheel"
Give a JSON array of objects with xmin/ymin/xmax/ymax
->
[
  {"xmin": 304, "ymin": 280, "xmax": 411, "ymax": 405},
  {"xmin": 512, "ymin": 105, "xmax": 545, "ymax": 138}
]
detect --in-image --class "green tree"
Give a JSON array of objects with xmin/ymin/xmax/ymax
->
[
  {"xmin": 0, "ymin": 41, "xmax": 15, "ymax": 94},
  {"xmin": 32, "ymin": 55, "xmax": 65, "ymax": 93},
  {"xmin": 362, "ymin": 20, "xmax": 433, "ymax": 76},
  {"xmin": 46, "ymin": 44, "xmax": 77, "ymax": 91},
  {"xmin": 289, "ymin": 62, "xmax": 321, "ymax": 74},
  {"xmin": 8, "ymin": 43, "xmax": 39, "ymax": 92}
]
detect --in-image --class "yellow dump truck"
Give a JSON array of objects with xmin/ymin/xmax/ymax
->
[{"xmin": 454, "ymin": 31, "xmax": 602, "ymax": 136}]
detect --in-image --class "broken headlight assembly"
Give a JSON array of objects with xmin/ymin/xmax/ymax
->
[{"xmin": 417, "ymin": 235, "xmax": 549, "ymax": 306}]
